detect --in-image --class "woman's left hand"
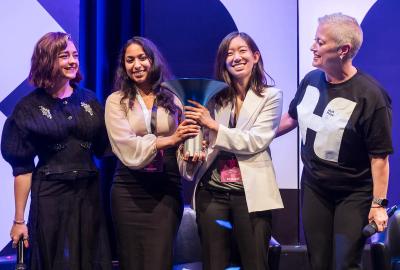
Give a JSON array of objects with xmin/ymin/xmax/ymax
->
[
  {"xmin": 182, "ymin": 139, "xmax": 208, "ymax": 162},
  {"xmin": 368, "ymin": 206, "xmax": 388, "ymax": 232},
  {"xmin": 184, "ymin": 100, "xmax": 218, "ymax": 131}
]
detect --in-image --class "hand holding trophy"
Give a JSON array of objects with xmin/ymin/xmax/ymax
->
[{"xmin": 161, "ymin": 78, "xmax": 228, "ymax": 157}]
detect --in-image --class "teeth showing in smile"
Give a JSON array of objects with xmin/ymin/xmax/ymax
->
[
  {"xmin": 133, "ymin": 71, "xmax": 145, "ymax": 76},
  {"xmin": 232, "ymin": 63, "xmax": 245, "ymax": 70}
]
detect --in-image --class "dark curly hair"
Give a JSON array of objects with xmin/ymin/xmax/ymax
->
[
  {"xmin": 29, "ymin": 32, "xmax": 82, "ymax": 89},
  {"xmin": 214, "ymin": 32, "xmax": 274, "ymax": 107},
  {"xmin": 113, "ymin": 36, "xmax": 179, "ymax": 115}
]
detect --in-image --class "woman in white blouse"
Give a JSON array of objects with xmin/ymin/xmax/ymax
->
[
  {"xmin": 105, "ymin": 37, "xmax": 199, "ymax": 270},
  {"xmin": 180, "ymin": 32, "xmax": 284, "ymax": 270}
]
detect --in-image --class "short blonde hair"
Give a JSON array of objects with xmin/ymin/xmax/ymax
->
[{"xmin": 318, "ymin": 13, "xmax": 363, "ymax": 59}]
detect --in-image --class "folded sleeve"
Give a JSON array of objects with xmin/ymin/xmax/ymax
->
[
  {"xmin": 214, "ymin": 88, "xmax": 283, "ymax": 155},
  {"xmin": 105, "ymin": 93, "xmax": 157, "ymax": 169},
  {"xmin": 364, "ymin": 106, "xmax": 393, "ymax": 156}
]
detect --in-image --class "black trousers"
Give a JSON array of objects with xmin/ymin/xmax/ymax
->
[
  {"xmin": 196, "ymin": 188, "xmax": 272, "ymax": 270},
  {"xmin": 302, "ymin": 182, "xmax": 372, "ymax": 270}
]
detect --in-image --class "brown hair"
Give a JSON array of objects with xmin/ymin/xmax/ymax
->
[
  {"xmin": 29, "ymin": 32, "xmax": 82, "ymax": 89},
  {"xmin": 214, "ymin": 32, "xmax": 274, "ymax": 107},
  {"xmin": 113, "ymin": 36, "xmax": 178, "ymax": 114}
]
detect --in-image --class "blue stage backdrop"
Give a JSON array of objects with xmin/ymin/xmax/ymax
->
[
  {"xmin": 144, "ymin": 0, "xmax": 399, "ymax": 244},
  {"xmin": 142, "ymin": 0, "xmax": 300, "ymax": 243},
  {"xmin": 354, "ymin": 0, "xmax": 400, "ymax": 206},
  {"xmin": 0, "ymin": 0, "xmax": 80, "ymax": 252}
]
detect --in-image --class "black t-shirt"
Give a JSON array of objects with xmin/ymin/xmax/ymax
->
[
  {"xmin": 200, "ymin": 101, "xmax": 244, "ymax": 192},
  {"xmin": 288, "ymin": 69, "xmax": 393, "ymax": 191}
]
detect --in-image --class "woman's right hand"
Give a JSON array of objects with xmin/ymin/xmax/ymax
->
[
  {"xmin": 10, "ymin": 223, "xmax": 29, "ymax": 248},
  {"xmin": 156, "ymin": 119, "xmax": 200, "ymax": 150},
  {"xmin": 172, "ymin": 119, "xmax": 200, "ymax": 145}
]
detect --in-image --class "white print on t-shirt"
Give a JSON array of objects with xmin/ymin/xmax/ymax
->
[{"xmin": 297, "ymin": 86, "xmax": 356, "ymax": 163}]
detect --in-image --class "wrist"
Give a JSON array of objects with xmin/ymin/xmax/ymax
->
[
  {"xmin": 208, "ymin": 120, "xmax": 219, "ymax": 132},
  {"xmin": 164, "ymin": 135, "xmax": 177, "ymax": 148},
  {"xmin": 372, "ymin": 197, "xmax": 389, "ymax": 208},
  {"xmin": 13, "ymin": 219, "xmax": 25, "ymax": 225},
  {"xmin": 170, "ymin": 135, "xmax": 179, "ymax": 147},
  {"xmin": 156, "ymin": 136, "xmax": 175, "ymax": 151}
]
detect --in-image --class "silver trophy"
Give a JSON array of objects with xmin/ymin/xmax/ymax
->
[{"xmin": 162, "ymin": 78, "xmax": 228, "ymax": 156}]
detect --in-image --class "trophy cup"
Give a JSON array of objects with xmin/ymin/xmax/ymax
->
[{"xmin": 161, "ymin": 78, "xmax": 228, "ymax": 156}]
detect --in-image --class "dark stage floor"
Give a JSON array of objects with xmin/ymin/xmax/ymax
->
[{"xmin": 0, "ymin": 245, "xmax": 375, "ymax": 270}]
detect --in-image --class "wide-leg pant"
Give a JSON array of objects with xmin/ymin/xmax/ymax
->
[
  {"xmin": 29, "ymin": 173, "xmax": 112, "ymax": 270},
  {"xmin": 196, "ymin": 187, "xmax": 272, "ymax": 270}
]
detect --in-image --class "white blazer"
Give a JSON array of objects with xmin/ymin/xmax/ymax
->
[{"xmin": 179, "ymin": 87, "xmax": 284, "ymax": 213}]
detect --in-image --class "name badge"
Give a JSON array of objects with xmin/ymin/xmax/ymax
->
[
  {"xmin": 141, "ymin": 150, "xmax": 164, "ymax": 172},
  {"xmin": 219, "ymin": 157, "xmax": 242, "ymax": 183}
]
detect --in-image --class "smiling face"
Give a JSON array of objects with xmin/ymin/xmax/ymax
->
[
  {"xmin": 310, "ymin": 23, "xmax": 342, "ymax": 72},
  {"xmin": 57, "ymin": 40, "xmax": 79, "ymax": 81},
  {"xmin": 225, "ymin": 36, "xmax": 260, "ymax": 83},
  {"xmin": 124, "ymin": 43, "xmax": 152, "ymax": 88}
]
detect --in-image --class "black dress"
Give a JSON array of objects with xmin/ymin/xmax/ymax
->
[{"xmin": 1, "ymin": 87, "xmax": 112, "ymax": 270}]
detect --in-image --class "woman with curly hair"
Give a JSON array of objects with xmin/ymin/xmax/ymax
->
[{"xmin": 105, "ymin": 36, "xmax": 199, "ymax": 270}]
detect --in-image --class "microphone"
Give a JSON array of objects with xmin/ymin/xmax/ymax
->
[
  {"xmin": 362, "ymin": 205, "xmax": 398, "ymax": 237},
  {"xmin": 15, "ymin": 238, "xmax": 27, "ymax": 270}
]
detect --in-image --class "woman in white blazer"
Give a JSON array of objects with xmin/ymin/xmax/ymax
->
[{"xmin": 180, "ymin": 32, "xmax": 284, "ymax": 270}]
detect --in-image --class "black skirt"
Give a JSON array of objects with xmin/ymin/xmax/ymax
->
[
  {"xmin": 111, "ymin": 148, "xmax": 183, "ymax": 270},
  {"xmin": 28, "ymin": 171, "xmax": 112, "ymax": 270}
]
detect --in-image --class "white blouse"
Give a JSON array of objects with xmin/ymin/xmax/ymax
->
[{"xmin": 105, "ymin": 90, "xmax": 182, "ymax": 169}]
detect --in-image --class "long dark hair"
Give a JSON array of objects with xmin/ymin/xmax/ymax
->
[
  {"xmin": 113, "ymin": 36, "xmax": 178, "ymax": 114},
  {"xmin": 214, "ymin": 32, "xmax": 274, "ymax": 107},
  {"xmin": 29, "ymin": 32, "xmax": 82, "ymax": 89}
]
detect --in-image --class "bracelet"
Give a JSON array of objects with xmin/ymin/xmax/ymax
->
[
  {"xmin": 152, "ymin": 143, "xmax": 158, "ymax": 154},
  {"xmin": 13, "ymin": 220, "xmax": 25, "ymax": 225}
]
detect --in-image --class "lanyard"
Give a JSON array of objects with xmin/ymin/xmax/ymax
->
[
  {"xmin": 229, "ymin": 101, "xmax": 237, "ymax": 128},
  {"xmin": 136, "ymin": 93, "xmax": 157, "ymax": 135}
]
